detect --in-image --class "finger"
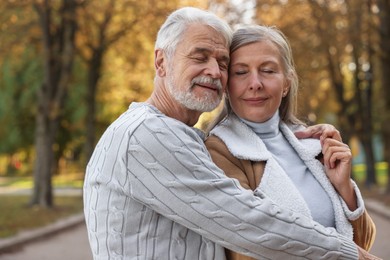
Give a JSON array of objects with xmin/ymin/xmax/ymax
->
[
  {"xmin": 322, "ymin": 140, "xmax": 351, "ymax": 168},
  {"xmin": 323, "ymin": 145, "xmax": 352, "ymax": 169},
  {"xmin": 295, "ymin": 124, "xmax": 340, "ymax": 141},
  {"xmin": 328, "ymin": 150, "xmax": 352, "ymax": 169},
  {"xmin": 319, "ymin": 128, "xmax": 342, "ymax": 144},
  {"xmin": 295, "ymin": 124, "xmax": 328, "ymax": 139},
  {"xmin": 294, "ymin": 128, "xmax": 318, "ymax": 139},
  {"xmin": 322, "ymin": 137, "xmax": 347, "ymax": 149}
]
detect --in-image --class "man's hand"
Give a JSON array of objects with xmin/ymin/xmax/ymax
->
[
  {"xmin": 358, "ymin": 246, "xmax": 383, "ymax": 259},
  {"xmin": 294, "ymin": 124, "xmax": 342, "ymax": 145}
]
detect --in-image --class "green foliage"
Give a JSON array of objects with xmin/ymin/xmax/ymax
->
[
  {"xmin": 0, "ymin": 173, "xmax": 84, "ymax": 189},
  {"xmin": 56, "ymin": 58, "xmax": 88, "ymax": 162},
  {"xmin": 0, "ymin": 47, "xmax": 42, "ymax": 154}
]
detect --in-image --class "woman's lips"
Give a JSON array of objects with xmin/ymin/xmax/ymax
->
[{"xmin": 243, "ymin": 97, "xmax": 267, "ymax": 104}]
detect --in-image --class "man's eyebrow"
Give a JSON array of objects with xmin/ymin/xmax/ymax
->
[
  {"xmin": 189, "ymin": 47, "xmax": 211, "ymax": 55},
  {"xmin": 219, "ymin": 55, "xmax": 230, "ymax": 64},
  {"xmin": 188, "ymin": 47, "xmax": 230, "ymax": 64}
]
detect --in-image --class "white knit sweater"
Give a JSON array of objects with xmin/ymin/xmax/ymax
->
[{"xmin": 83, "ymin": 102, "xmax": 359, "ymax": 260}]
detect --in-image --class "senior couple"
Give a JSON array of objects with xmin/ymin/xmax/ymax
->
[{"xmin": 83, "ymin": 6, "xmax": 379, "ymax": 260}]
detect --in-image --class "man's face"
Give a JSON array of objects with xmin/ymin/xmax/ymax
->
[{"xmin": 166, "ymin": 24, "xmax": 230, "ymax": 112}]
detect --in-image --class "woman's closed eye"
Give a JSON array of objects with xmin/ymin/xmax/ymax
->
[
  {"xmin": 233, "ymin": 70, "xmax": 248, "ymax": 75},
  {"xmin": 261, "ymin": 68, "xmax": 276, "ymax": 74}
]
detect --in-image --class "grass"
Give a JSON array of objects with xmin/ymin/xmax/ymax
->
[
  {"xmin": 352, "ymin": 162, "xmax": 390, "ymax": 209},
  {"xmin": 353, "ymin": 162, "xmax": 388, "ymax": 188},
  {"xmin": 0, "ymin": 173, "xmax": 84, "ymax": 189},
  {"xmin": 0, "ymin": 195, "xmax": 83, "ymax": 238},
  {"xmin": 0, "ymin": 173, "xmax": 84, "ymax": 239}
]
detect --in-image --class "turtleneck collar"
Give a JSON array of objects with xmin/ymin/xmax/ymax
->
[{"xmin": 239, "ymin": 111, "xmax": 280, "ymax": 139}]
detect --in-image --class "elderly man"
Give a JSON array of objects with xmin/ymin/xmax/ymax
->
[{"xmin": 84, "ymin": 6, "xmax": 375, "ymax": 260}]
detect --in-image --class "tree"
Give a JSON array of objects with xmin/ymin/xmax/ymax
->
[
  {"xmin": 77, "ymin": 0, "xmax": 179, "ymax": 164},
  {"xmin": 377, "ymin": 0, "xmax": 390, "ymax": 193},
  {"xmin": 31, "ymin": 0, "xmax": 79, "ymax": 207},
  {"xmin": 254, "ymin": 0, "xmax": 378, "ymax": 186},
  {"xmin": 307, "ymin": 0, "xmax": 377, "ymax": 186},
  {"xmin": 0, "ymin": 50, "xmax": 39, "ymax": 155},
  {"xmin": 0, "ymin": 1, "xmax": 42, "ymax": 175}
]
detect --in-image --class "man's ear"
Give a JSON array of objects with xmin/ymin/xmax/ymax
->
[{"xmin": 155, "ymin": 49, "xmax": 166, "ymax": 77}]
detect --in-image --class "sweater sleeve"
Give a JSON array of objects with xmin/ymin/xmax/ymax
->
[
  {"xmin": 337, "ymin": 180, "xmax": 365, "ymax": 221},
  {"xmin": 126, "ymin": 115, "xmax": 358, "ymax": 259},
  {"xmin": 337, "ymin": 181, "xmax": 376, "ymax": 251},
  {"xmin": 206, "ymin": 135, "xmax": 260, "ymax": 260}
]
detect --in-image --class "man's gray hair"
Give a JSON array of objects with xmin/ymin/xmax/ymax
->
[{"xmin": 155, "ymin": 7, "xmax": 232, "ymax": 58}]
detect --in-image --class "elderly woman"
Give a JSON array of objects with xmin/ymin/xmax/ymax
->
[{"xmin": 205, "ymin": 25, "xmax": 376, "ymax": 259}]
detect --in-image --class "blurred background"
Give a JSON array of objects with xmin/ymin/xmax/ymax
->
[{"xmin": 0, "ymin": 0, "xmax": 389, "ymax": 252}]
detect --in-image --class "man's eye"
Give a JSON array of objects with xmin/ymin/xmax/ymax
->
[
  {"xmin": 219, "ymin": 62, "xmax": 228, "ymax": 71},
  {"xmin": 194, "ymin": 56, "xmax": 207, "ymax": 62}
]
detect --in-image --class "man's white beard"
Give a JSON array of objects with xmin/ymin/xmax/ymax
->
[{"xmin": 167, "ymin": 75, "xmax": 222, "ymax": 112}]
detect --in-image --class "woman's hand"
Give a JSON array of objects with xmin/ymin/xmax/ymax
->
[
  {"xmin": 295, "ymin": 124, "xmax": 357, "ymax": 210},
  {"xmin": 322, "ymin": 135, "xmax": 357, "ymax": 210}
]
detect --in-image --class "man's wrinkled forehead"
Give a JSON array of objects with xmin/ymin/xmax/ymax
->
[{"xmin": 180, "ymin": 24, "xmax": 230, "ymax": 58}]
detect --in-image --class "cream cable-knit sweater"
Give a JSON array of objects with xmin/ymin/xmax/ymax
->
[{"xmin": 83, "ymin": 102, "xmax": 358, "ymax": 260}]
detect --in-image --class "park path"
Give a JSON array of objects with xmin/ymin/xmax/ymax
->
[
  {"xmin": 0, "ymin": 222, "xmax": 92, "ymax": 260},
  {"xmin": 370, "ymin": 209, "xmax": 390, "ymax": 259}
]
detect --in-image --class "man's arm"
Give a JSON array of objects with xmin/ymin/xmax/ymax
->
[{"xmin": 126, "ymin": 116, "xmax": 358, "ymax": 259}]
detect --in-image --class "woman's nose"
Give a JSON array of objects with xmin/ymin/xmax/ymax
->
[{"xmin": 249, "ymin": 74, "xmax": 262, "ymax": 90}]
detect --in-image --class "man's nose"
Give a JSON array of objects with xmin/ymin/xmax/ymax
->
[{"xmin": 205, "ymin": 59, "xmax": 222, "ymax": 79}]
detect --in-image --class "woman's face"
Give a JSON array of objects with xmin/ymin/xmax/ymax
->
[{"xmin": 228, "ymin": 40, "xmax": 289, "ymax": 123}]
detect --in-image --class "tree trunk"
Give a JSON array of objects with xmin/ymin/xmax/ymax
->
[
  {"xmin": 31, "ymin": 108, "xmax": 54, "ymax": 207},
  {"xmin": 377, "ymin": 0, "xmax": 390, "ymax": 193},
  {"xmin": 84, "ymin": 50, "xmax": 103, "ymax": 164},
  {"xmin": 31, "ymin": 0, "xmax": 78, "ymax": 207},
  {"xmin": 344, "ymin": 0, "xmax": 377, "ymax": 187},
  {"xmin": 362, "ymin": 14, "xmax": 377, "ymax": 187},
  {"xmin": 361, "ymin": 134, "xmax": 377, "ymax": 186},
  {"xmin": 361, "ymin": 80, "xmax": 377, "ymax": 187}
]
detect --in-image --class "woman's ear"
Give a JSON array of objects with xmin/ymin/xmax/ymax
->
[
  {"xmin": 283, "ymin": 87, "xmax": 290, "ymax": 97},
  {"xmin": 283, "ymin": 80, "xmax": 291, "ymax": 97},
  {"xmin": 155, "ymin": 49, "xmax": 166, "ymax": 77}
]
